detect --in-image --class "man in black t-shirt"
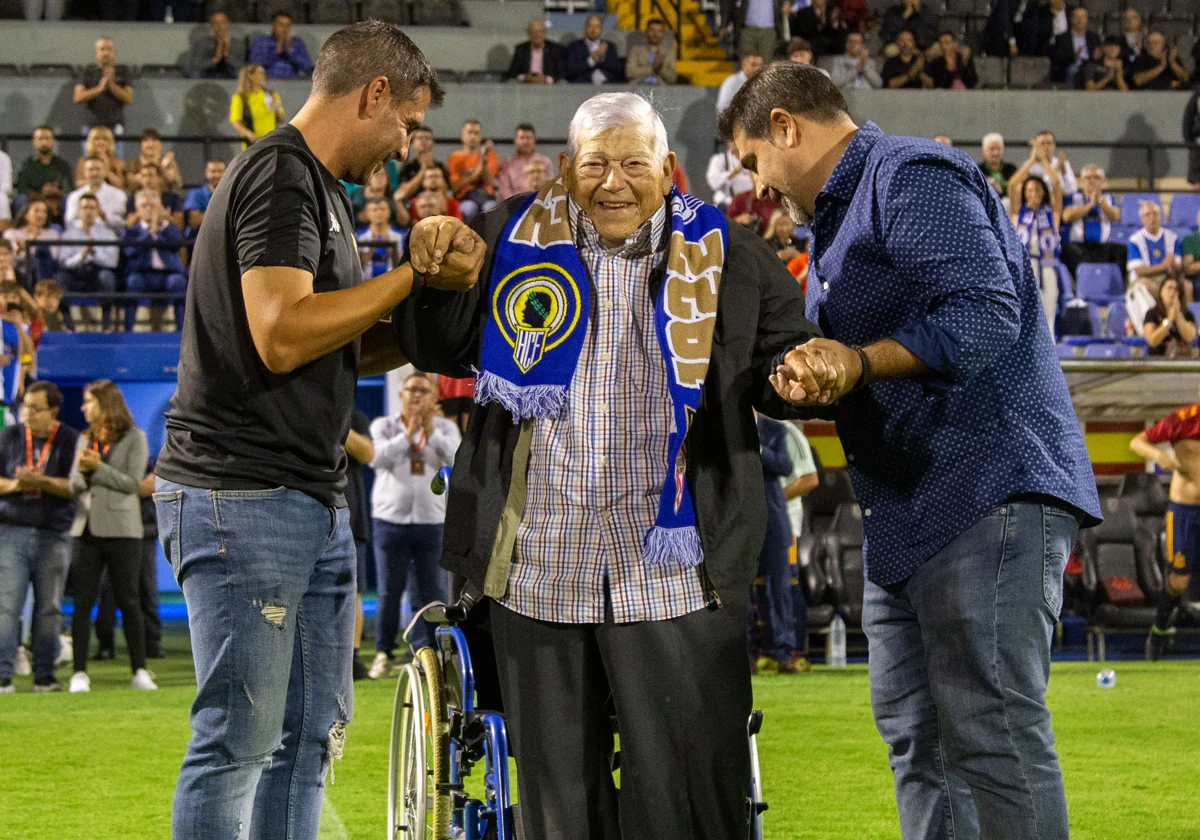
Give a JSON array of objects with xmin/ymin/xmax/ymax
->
[
  {"xmin": 73, "ymin": 37, "xmax": 133, "ymax": 133},
  {"xmin": 0, "ymin": 381, "xmax": 79, "ymax": 694},
  {"xmin": 153, "ymin": 20, "xmax": 485, "ymax": 840}
]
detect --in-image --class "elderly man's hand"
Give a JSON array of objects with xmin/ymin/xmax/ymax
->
[
  {"xmin": 409, "ymin": 216, "xmax": 487, "ymax": 293},
  {"xmin": 770, "ymin": 338, "xmax": 863, "ymax": 406}
]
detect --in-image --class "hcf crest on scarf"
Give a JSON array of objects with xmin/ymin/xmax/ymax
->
[{"xmin": 475, "ymin": 178, "xmax": 727, "ymax": 569}]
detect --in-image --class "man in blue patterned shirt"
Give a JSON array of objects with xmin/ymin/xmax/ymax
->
[{"xmin": 720, "ymin": 63, "xmax": 1102, "ymax": 840}]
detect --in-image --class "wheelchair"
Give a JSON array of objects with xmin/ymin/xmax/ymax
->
[{"xmin": 388, "ymin": 468, "xmax": 768, "ymax": 840}]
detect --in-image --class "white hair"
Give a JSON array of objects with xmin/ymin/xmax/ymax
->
[
  {"xmin": 1139, "ymin": 200, "xmax": 1160, "ymax": 214},
  {"xmin": 1081, "ymin": 164, "xmax": 1105, "ymax": 178},
  {"xmin": 567, "ymin": 92, "xmax": 669, "ymax": 164},
  {"xmin": 981, "ymin": 132, "xmax": 1004, "ymax": 150}
]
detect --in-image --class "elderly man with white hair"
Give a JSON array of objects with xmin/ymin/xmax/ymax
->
[
  {"xmin": 392, "ymin": 91, "xmax": 820, "ymax": 839},
  {"xmin": 977, "ymin": 132, "xmax": 1017, "ymax": 199}
]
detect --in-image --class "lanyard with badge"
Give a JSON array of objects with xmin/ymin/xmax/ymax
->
[
  {"xmin": 23, "ymin": 421, "xmax": 59, "ymax": 498},
  {"xmin": 410, "ymin": 427, "xmax": 426, "ymax": 476}
]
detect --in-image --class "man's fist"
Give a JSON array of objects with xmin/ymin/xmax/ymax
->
[
  {"xmin": 409, "ymin": 216, "xmax": 487, "ymax": 292},
  {"xmin": 770, "ymin": 338, "xmax": 863, "ymax": 406}
]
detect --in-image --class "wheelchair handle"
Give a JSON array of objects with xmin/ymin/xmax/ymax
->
[{"xmin": 401, "ymin": 580, "xmax": 483, "ymax": 643}]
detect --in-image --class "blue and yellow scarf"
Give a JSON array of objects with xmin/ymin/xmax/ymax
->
[{"xmin": 475, "ymin": 178, "xmax": 728, "ymax": 568}]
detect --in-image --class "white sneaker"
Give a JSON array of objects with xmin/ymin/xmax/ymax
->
[
  {"xmin": 69, "ymin": 672, "xmax": 91, "ymax": 693},
  {"xmin": 367, "ymin": 651, "xmax": 392, "ymax": 680},
  {"xmin": 57, "ymin": 634, "xmax": 73, "ymax": 666},
  {"xmin": 131, "ymin": 668, "xmax": 158, "ymax": 691},
  {"xmin": 0, "ymin": 681, "xmax": 14, "ymax": 694},
  {"xmin": 14, "ymin": 646, "xmax": 31, "ymax": 676}
]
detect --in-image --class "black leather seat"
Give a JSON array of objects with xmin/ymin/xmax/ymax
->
[
  {"xmin": 1118, "ymin": 471, "xmax": 1170, "ymax": 566},
  {"xmin": 1079, "ymin": 497, "xmax": 1161, "ymax": 641},
  {"xmin": 795, "ymin": 470, "xmax": 854, "ymax": 629},
  {"xmin": 823, "ymin": 503, "xmax": 865, "ymax": 629}
]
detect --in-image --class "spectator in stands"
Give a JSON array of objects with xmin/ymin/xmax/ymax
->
[
  {"xmin": 727, "ymin": 174, "xmax": 781, "ymax": 235},
  {"xmin": 1186, "ymin": 89, "xmax": 1200, "ymax": 188},
  {"xmin": 122, "ymin": 191, "xmax": 187, "ymax": 332},
  {"xmin": 352, "ymin": 168, "xmax": 405, "ymax": 226},
  {"xmin": 764, "ymin": 210, "xmax": 807, "ymax": 265},
  {"xmin": 74, "ymin": 38, "xmax": 133, "ymax": 139},
  {"xmin": 881, "ymin": 0, "xmax": 937, "ymax": 51},
  {"xmin": 57, "ymin": 194, "xmax": 120, "ymax": 331},
  {"xmin": 367, "ymin": 372, "xmax": 460, "ymax": 678},
  {"xmin": 1050, "ymin": 6, "xmax": 1099, "ymax": 88},
  {"xmin": 409, "ymin": 168, "xmax": 462, "ymax": 221},
  {"xmin": 392, "ymin": 126, "xmax": 448, "ymax": 203},
  {"xmin": 720, "ymin": 0, "xmax": 784, "ymax": 67},
  {"xmin": 32, "ymin": 279, "xmax": 67, "ymax": 337},
  {"xmin": 1182, "ymin": 210, "xmax": 1200, "ymax": 279},
  {"xmin": 1143, "ymin": 276, "xmax": 1195, "ymax": 357},
  {"xmin": 1061, "ymin": 164, "xmax": 1123, "ymax": 276},
  {"xmin": 248, "ymin": 12, "xmax": 313, "ymax": 79},
  {"xmin": 524, "ymin": 158, "xmax": 551, "ymax": 193},
  {"xmin": 125, "ymin": 164, "xmax": 183, "ymax": 230},
  {"xmin": 785, "ymin": 38, "xmax": 829, "ymax": 74},
  {"xmin": 716, "ymin": 53, "xmax": 764, "ymax": 115},
  {"xmin": 981, "ymin": 0, "xmax": 1053, "ymax": 59},
  {"xmin": 1128, "ymin": 201, "xmax": 1183, "ymax": 293},
  {"xmin": 506, "ymin": 19, "xmax": 567, "ymax": 85},
  {"xmin": 1084, "ymin": 36, "xmax": 1129, "ymax": 91},
  {"xmin": 789, "ymin": 0, "xmax": 846, "ymax": 60},
  {"xmin": 74, "ymin": 127, "xmax": 126, "ymax": 191},
  {"xmin": 882, "ymin": 31, "xmax": 932, "ymax": 89},
  {"xmin": 14, "ymin": 127, "xmax": 73, "ymax": 220},
  {"xmin": 707, "ymin": 140, "xmax": 755, "ymax": 210},
  {"xmin": 188, "ymin": 11, "xmax": 245, "ymax": 79},
  {"xmin": 566, "ymin": 15, "xmax": 625, "ymax": 84},
  {"xmin": 1119, "ymin": 8, "xmax": 1144, "ymax": 71},
  {"xmin": 498, "ymin": 124, "xmax": 554, "ymax": 199},
  {"xmin": 0, "ymin": 381, "xmax": 79, "ymax": 694},
  {"xmin": 448, "ymin": 120, "xmax": 500, "ymax": 220},
  {"xmin": 829, "ymin": 31, "xmax": 881, "ymax": 89},
  {"xmin": 1028, "ymin": 129, "xmax": 1076, "ymax": 196},
  {"xmin": 127, "ymin": 129, "xmax": 183, "ymax": 194},
  {"xmin": 4, "ymin": 199, "xmax": 60, "ymax": 286},
  {"xmin": 928, "ymin": 32, "xmax": 977, "ymax": 89},
  {"xmin": 66, "ymin": 157, "xmax": 126, "ymax": 233},
  {"xmin": 626, "ymin": 19, "xmax": 678, "ymax": 85},
  {"xmin": 978, "ymin": 132, "xmax": 1016, "ymax": 198},
  {"xmin": 230, "ymin": 64, "xmax": 286, "ymax": 150},
  {"xmin": 0, "ymin": 242, "xmax": 16, "ymax": 284},
  {"xmin": 1008, "ymin": 154, "xmax": 1061, "ymax": 334},
  {"xmin": 67, "ymin": 379, "xmax": 156, "ymax": 693},
  {"xmin": 1130, "ymin": 31, "xmax": 1190, "ymax": 91},
  {"xmin": 182, "ymin": 160, "xmax": 227, "ymax": 232},
  {"xmin": 0, "ymin": 282, "xmax": 34, "ymax": 408},
  {"xmin": 356, "ymin": 198, "xmax": 406, "ymax": 281},
  {"xmin": 753, "ymin": 414, "xmax": 800, "ymax": 674}
]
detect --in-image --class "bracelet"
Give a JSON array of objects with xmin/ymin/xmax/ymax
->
[{"xmin": 851, "ymin": 345, "xmax": 872, "ymax": 392}]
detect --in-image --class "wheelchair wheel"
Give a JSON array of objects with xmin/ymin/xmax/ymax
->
[
  {"xmin": 389, "ymin": 663, "xmax": 428, "ymax": 840},
  {"xmin": 415, "ymin": 646, "xmax": 452, "ymax": 838}
]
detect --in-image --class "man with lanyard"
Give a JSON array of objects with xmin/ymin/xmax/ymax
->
[
  {"xmin": 1130, "ymin": 395, "xmax": 1200, "ymax": 660},
  {"xmin": 0, "ymin": 381, "xmax": 79, "ymax": 693},
  {"xmin": 721, "ymin": 63, "xmax": 1100, "ymax": 840}
]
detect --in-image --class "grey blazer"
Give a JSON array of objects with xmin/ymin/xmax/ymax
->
[{"xmin": 70, "ymin": 427, "xmax": 148, "ymax": 539}]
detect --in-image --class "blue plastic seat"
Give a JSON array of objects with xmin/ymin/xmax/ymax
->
[
  {"xmin": 1168, "ymin": 193, "xmax": 1200, "ymax": 228},
  {"xmin": 1075, "ymin": 263, "xmax": 1124, "ymax": 302},
  {"xmin": 1104, "ymin": 300, "xmax": 1128, "ymax": 339},
  {"xmin": 1084, "ymin": 342, "xmax": 1131, "ymax": 358},
  {"xmin": 1119, "ymin": 193, "xmax": 1162, "ymax": 227},
  {"xmin": 1056, "ymin": 343, "xmax": 1077, "ymax": 358}
]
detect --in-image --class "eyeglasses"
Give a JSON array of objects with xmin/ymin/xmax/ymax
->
[{"xmin": 22, "ymin": 404, "xmax": 52, "ymax": 415}]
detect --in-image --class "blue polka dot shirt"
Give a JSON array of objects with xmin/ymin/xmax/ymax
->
[{"xmin": 807, "ymin": 122, "xmax": 1102, "ymax": 586}]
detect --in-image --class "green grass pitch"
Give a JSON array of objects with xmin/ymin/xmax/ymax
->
[{"xmin": 2, "ymin": 628, "xmax": 1197, "ymax": 839}]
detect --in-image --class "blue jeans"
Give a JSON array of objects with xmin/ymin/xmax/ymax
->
[
  {"xmin": 754, "ymin": 506, "xmax": 796, "ymax": 661},
  {"xmin": 0, "ymin": 524, "xmax": 71, "ymax": 682},
  {"xmin": 373, "ymin": 520, "xmax": 445, "ymax": 655},
  {"xmin": 125, "ymin": 270, "xmax": 188, "ymax": 331},
  {"xmin": 155, "ymin": 480, "xmax": 356, "ymax": 840},
  {"xmin": 864, "ymin": 502, "xmax": 1077, "ymax": 840}
]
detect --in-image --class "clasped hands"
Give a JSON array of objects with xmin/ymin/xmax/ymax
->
[
  {"xmin": 770, "ymin": 339, "xmax": 864, "ymax": 406},
  {"xmin": 407, "ymin": 216, "xmax": 487, "ymax": 293}
]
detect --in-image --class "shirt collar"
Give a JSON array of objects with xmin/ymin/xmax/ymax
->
[
  {"xmin": 569, "ymin": 194, "xmax": 668, "ymax": 259},
  {"xmin": 820, "ymin": 120, "xmax": 884, "ymax": 204}
]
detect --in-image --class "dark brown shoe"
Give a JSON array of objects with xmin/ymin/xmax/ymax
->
[{"xmin": 777, "ymin": 655, "xmax": 799, "ymax": 674}]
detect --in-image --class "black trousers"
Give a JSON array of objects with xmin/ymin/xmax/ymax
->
[
  {"xmin": 491, "ymin": 595, "xmax": 752, "ymax": 840},
  {"xmin": 94, "ymin": 537, "xmax": 161, "ymax": 652},
  {"xmin": 72, "ymin": 534, "xmax": 146, "ymax": 674}
]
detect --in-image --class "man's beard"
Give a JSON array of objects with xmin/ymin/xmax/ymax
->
[{"xmin": 781, "ymin": 195, "xmax": 812, "ymax": 227}]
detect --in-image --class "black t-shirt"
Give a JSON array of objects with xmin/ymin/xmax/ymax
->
[
  {"xmin": 344, "ymin": 409, "xmax": 371, "ymax": 541},
  {"xmin": 1129, "ymin": 54, "xmax": 1180, "ymax": 90},
  {"xmin": 156, "ymin": 125, "xmax": 362, "ymax": 508},
  {"xmin": 80, "ymin": 65, "xmax": 131, "ymax": 128},
  {"xmin": 0, "ymin": 422, "xmax": 80, "ymax": 532},
  {"xmin": 1144, "ymin": 305, "xmax": 1196, "ymax": 357}
]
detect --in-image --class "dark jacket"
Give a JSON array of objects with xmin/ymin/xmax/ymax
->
[
  {"xmin": 505, "ymin": 40, "xmax": 568, "ymax": 82},
  {"xmin": 564, "ymin": 38, "xmax": 625, "ymax": 84},
  {"xmin": 880, "ymin": 4, "xmax": 938, "ymax": 50},
  {"xmin": 1051, "ymin": 30, "xmax": 1100, "ymax": 84},
  {"xmin": 122, "ymin": 221, "xmax": 185, "ymax": 274},
  {"xmin": 927, "ymin": 53, "xmax": 978, "ymax": 89},
  {"xmin": 391, "ymin": 194, "xmax": 821, "ymax": 602},
  {"xmin": 981, "ymin": 0, "xmax": 1052, "ymax": 57},
  {"xmin": 788, "ymin": 6, "xmax": 846, "ymax": 58}
]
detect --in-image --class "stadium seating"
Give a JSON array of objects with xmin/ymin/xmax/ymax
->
[
  {"xmin": 1075, "ymin": 263, "xmax": 1125, "ymax": 303},
  {"xmin": 823, "ymin": 503, "xmax": 865, "ymax": 630},
  {"xmin": 1056, "ymin": 344, "xmax": 1077, "ymax": 358},
  {"xmin": 1084, "ymin": 342, "xmax": 1130, "ymax": 358},
  {"xmin": 795, "ymin": 470, "xmax": 854, "ymax": 631},
  {"xmin": 1168, "ymin": 193, "xmax": 1200, "ymax": 227},
  {"xmin": 1117, "ymin": 470, "xmax": 1170, "ymax": 567},
  {"xmin": 1104, "ymin": 300, "xmax": 1129, "ymax": 339}
]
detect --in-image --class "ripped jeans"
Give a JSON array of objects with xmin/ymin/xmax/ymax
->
[{"xmin": 154, "ymin": 480, "xmax": 356, "ymax": 840}]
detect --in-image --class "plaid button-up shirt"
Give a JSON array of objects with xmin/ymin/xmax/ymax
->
[{"xmin": 499, "ymin": 198, "xmax": 714, "ymax": 624}]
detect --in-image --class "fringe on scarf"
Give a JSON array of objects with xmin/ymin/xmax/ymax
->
[
  {"xmin": 474, "ymin": 370, "xmax": 567, "ymax": 423},
  {"xmin": 641, "ymin": 525, "xmax": 704, "ymax": 568}
]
